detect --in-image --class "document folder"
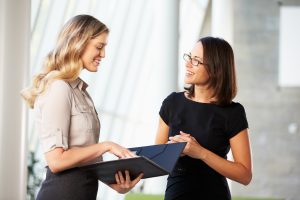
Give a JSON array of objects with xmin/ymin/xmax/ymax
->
[{"xmin": 80, "ymin": 142, "xmax": 186, "ymax": 184}]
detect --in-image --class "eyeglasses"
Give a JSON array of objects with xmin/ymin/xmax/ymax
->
[{"xmin": 183, "ymin": 53, "xmax": 205, "ymax": 67}]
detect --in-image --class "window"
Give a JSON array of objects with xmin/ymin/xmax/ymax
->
[{"xmin": 279, "ymin": 6, "xmax": 300, "ymax": 87}]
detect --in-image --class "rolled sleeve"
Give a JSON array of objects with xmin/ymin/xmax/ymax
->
[
  {"xmin": 40, "ymin": 128, "xmax": 68, "ymax": 152},
  {"xmin": 39, "ymin": 80, "xmax": 72, "ymax": 153}
]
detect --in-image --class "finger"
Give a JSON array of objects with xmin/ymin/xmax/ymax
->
[
  {"xmin": 179, "ymin": 133, "xmax": 192, "ymax": 140},
  {"xmin": 131, "ymin": 173, "xmax": 144, "ymax": 186},
  {"xmin": 180, "ymin": 131, "xmax": 190, "ymax": 136},
  {"xmin": 115, "ymin": 173, "xmax": 120, "ymax": 184},
  {"xmin": 169, "ymin": 135, "xmax": 186, "ymax": 142},
  {"xmin": 118, "ymin": 171, "xmax": 125, "ymax": 184},
  {"xmin": 125, "ymin": 170, "xmax": 130, "ymax": 186},
  {"xmin": 124, "ymin": 150, "xmax": 135, "ymax": 158},
  {"xmin": 116, "ymin": 152, "xmax": 125, "ymax": 159},
  {"xmin": 127, "ymin": 150, "xmax": 136, "ymax": 157}
]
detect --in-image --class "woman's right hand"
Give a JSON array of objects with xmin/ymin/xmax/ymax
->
[{"xmin": 104, "ymin": 141, "xmax": 136, "ymax": 159}]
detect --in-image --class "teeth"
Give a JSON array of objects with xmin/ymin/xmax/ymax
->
[{"xmin": 186, "ymin": 71, "xmax": 194, "ymax": 75}]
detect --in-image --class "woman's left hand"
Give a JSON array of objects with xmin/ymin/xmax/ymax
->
[
  {"xmin": 169, "ymin": 131, "xmax": 205, "ymax": 160},
  {"xmin": 109, "ymin": 170, "xmax": 143, "ymax": 194}
]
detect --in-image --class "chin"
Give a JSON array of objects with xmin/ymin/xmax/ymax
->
[
  {"xmin": 91, "ymin": 65, "xmax": 99, "ymax": 72},
  {"xmin": 85, "ymin": 68, "xmax": 98, "ymax": 72},
  {"xmin": 184, "ymin": 79, "xmax": 193, "ymax": 84}
]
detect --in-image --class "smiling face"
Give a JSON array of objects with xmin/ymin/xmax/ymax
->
[
  {"xmin": 81, "ymin": 32, "xmax": 108, "ymax": 72},
  {"xmin": 184, "ymin": 42, "xmax": 209, "ymax": 86}
]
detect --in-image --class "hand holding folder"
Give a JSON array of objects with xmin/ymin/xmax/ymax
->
[{"xmin": 80, "ymin": 142, "xmax": 186, "ymax": 184}]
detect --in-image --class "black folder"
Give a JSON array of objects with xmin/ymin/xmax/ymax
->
[{"xmin": 80, "ymin": 142, "xmax": 186, "ymax": 184}]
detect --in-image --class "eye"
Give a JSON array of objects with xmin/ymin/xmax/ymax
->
[
  {"xmin": 96, "ymin": 45, "xmax": 103, "ymax": 50},
  {"xmin": 191, "ymin": 57, "xmax": 200, "ymax": 62}
]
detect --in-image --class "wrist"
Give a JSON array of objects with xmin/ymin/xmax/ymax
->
[
  {"xmin": 100, "ymin": 141, "xmax": 112, "ymax": 153},
  {"xmin": 198, "ymin": 146, "xmax": 207, "ymax": 160}
]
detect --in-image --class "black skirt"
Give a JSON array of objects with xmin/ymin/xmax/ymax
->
[{"xmin": 36, "ymin": 167, "xmax": 98, "ymax": 200}]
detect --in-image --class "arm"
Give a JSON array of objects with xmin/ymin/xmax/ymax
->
[
  {"xmin": 170, "ymin": 129, "xmax": 252, "ymax": 185},
  {"xmin": 45, "ymin": 141, "xmax": 134, "ymax": 173},
  {"xmin": 40, "ymin": 81, "xmax": 134, "ymax": 173},
  {"xmin": 155, "ymin": 117, "xmax": 169, "ymax": 144}
]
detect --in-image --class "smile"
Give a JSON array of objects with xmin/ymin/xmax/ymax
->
[
  {"xmin": 94, "ymin": 59, "xmax": 101, "ymax": 65},
  {"xmin": 186, "ymin": 71, "xmax": 194, "ymax": 75}
]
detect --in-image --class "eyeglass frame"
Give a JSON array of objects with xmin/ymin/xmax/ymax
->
[{"xmin": 183, "ymin": 53, "xmax": 207, "ymax": 67}]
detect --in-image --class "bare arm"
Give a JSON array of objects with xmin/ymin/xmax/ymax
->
[
  {"xmin": 170, "ymin": 129, "xmax": 252, "ymax": 185},
  {"xmin": 155, "ymin": 117, "xmax": 169, "ymax": 144},
  {"xmin": 45, "ymin": 141, "xmax": 134, "ymax": 173},
  {"xmin": 201, "ymin": 130, "xmax": 252, "ymax": 185}
]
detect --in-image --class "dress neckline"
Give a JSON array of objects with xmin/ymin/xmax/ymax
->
[{"xmin": 181, "ymin": 92, "xmax": 216, "ymax": 106}]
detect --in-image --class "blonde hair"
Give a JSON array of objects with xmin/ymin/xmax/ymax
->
[{"xmin": 21, "ymin": 15, "xmax": 109, "ymax": 108}]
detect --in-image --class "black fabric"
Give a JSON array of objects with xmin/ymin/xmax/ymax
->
[
  {"xmin": 36, "ymin": 167, "xmax": 98, "ymax": 200},
  {"xmin": 159, "ymin": 92, "xmax": 248, "ymax": 199}
]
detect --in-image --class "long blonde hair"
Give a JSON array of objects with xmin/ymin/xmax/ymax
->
[{"xmin": 21, "ymin": 15, "xmax": 109, "ymax": 108}]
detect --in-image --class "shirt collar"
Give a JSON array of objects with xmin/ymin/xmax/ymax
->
[{"xmin": 69, "ymin": 78, "xmax": 88, "ymax": 91}]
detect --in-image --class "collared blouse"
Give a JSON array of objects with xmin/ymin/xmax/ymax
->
[{"xmin": 34, "ymin": 78, "xmax": 102, "ymax": 163}]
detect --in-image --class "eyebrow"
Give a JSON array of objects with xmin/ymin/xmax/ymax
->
[
  {"xmin": 189, "ymin": 53, "xmax": 202, "ymax": 60},
  {"xmin": 96, "ymin": 42, "xmax": 107, "ymax": 46}
]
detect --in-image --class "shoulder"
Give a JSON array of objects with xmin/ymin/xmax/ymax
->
[
  {"xmin": 225, "ymin": 102, "xmax": 248, "ymax": 136},
  {"xmin": 40, "ymin": 80, "xmax": 73, "ymax": 102},
  {"xmin": 223, "ymin": 102, "xmax": 247, "ymax": 120},
  {"xmin": 164, "ymin": 91, "xmax": 183, "ymax": 102},
  {"xmin": 160, "ymin": 92, "xmax": 185, "ymax": 112},
  {"xmin": 49, "ymin": 80, "xmax": 70, "ymax": 91},
  {"xmin": 47, "ymin": 80, "xmax": 72, "ymax": 95},
  {"xmin": 229, "ymin": 102, "xmax": 246, "ymax": 113}
]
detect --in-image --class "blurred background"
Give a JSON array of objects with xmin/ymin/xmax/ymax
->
[{"xmin": 0, "ymin": 0, "xmax": 300, "ymax": 200}]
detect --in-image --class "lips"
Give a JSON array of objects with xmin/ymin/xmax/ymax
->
[
  {"xmin": 94, "ymin": 58, "xmax": 101, "ymax": 66},
  {"xmin": 186, "ymin": 70, "xmax": 194, "ymax": 76}
]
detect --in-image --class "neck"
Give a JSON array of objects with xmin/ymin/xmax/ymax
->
[{"xmin": 192, "ymin": 85, "xmax": 215, "ymax": 103}]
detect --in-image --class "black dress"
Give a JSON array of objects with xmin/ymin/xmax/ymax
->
[{"xmin": 159, "ymin": 92, "xmax": 248, "ymax": 200}]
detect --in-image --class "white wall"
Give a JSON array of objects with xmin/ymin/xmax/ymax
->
[{"xmin": 0, "ymin": 0, "xmax": 30, "ymax": 199}]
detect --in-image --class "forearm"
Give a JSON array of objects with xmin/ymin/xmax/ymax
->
[
  {"xmin": 46, "ymin": 142, "xmax": 109, "ymax": 173},
  {"xmin": 198, "ymin": 147, "xmax": 252, "ymax": 185}
]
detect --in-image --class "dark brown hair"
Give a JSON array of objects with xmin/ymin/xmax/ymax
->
[{"xmin": 185, "ymin": 36, "xmax": 237, "ymax": 105}]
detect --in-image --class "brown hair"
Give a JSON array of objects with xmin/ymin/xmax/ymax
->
[{"xmin": 185, "ymin": 36, "xmax": 237, "ymax": 105}]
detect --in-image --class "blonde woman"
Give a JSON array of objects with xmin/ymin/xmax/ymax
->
[{"xmin": 21, "ymin": 15, "xmax": 142, "ymax": 200}]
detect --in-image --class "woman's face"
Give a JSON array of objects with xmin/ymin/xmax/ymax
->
[
  {"xmin": 184, "ymin": 41, "xmax": 209, "ymax": 86},
  {"xmin": 81, "ymin": 32, "xmax": 108, "ymax": 72}
]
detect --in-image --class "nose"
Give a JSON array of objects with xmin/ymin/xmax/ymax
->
[
  {"xmin": 100, "ymin": 49, "xmax": 105, "ymax": 58},
  {"xmin": 185, "ymin": 60, "xmax": 193, "ymax": 68}
]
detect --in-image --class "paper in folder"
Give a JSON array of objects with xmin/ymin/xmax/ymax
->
[{"xmin": 80, "ymin": 142, "xmax": 186, "ymax": 184}]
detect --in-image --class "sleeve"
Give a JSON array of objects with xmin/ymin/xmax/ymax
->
[
  {"xmin": 226, "ymin": 103, "xmax": 249, "ymax": 139},
  {"xmin": 39, "ymin": 80, "xmax": 72, "ymax": 153},
  {"xmin": 159, "ymin": 92, "xmax": 176, "ymax": 125}
]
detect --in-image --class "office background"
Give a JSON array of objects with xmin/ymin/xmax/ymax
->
[{"xmin": 0, "ymin": 0, "xmax": 300, "ymax": 200}]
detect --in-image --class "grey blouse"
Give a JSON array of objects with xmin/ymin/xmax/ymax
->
[{"xmin": 34, "ymin": 78, "xmax": 102, "ymax": 163}]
